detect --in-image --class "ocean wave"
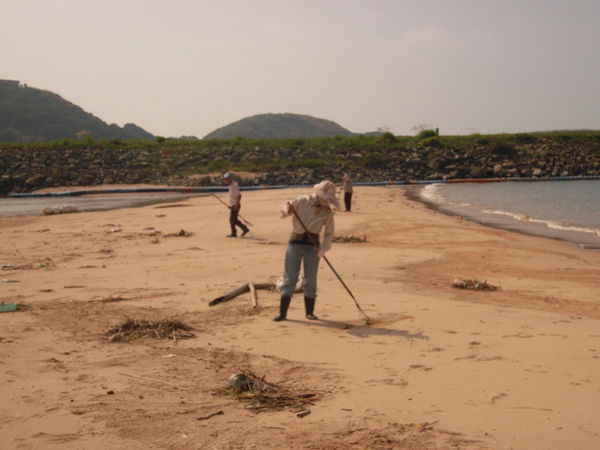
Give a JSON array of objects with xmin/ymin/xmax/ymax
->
[
  {"xmin": 420, "ymin": 184, "xmax": 471, "ymax": 208},
  {"xmin": 414, "ymin": 180, "xmax": 600, "ymax": 245},
  {"xmin": 481, "ymin": 208, "xmax": 600, "ymax": 237},
  {"xmin": 420, "ymin": 184, "xmax": 444, "ymax": 202}
]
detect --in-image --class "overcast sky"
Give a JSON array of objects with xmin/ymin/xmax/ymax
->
[{"xmin": 2, "ymin": 0, "xmax": 599, "ymax": 137}]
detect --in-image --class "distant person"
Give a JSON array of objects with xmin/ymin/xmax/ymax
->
[
  {"xmin": 342, "ymin": 173, "xmax": 353, "ymax": 212},
  {"xmin": 274, "ymin": 180, "xmax": 339, "ymax": 322},
  {"xmin": 223, "ymin": 172, "xmax": 250, "ymax": 238}
]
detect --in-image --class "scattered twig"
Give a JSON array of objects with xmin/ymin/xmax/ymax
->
[
  {"xmin": 99, "ymin": 295, "xmax": 127, "ymax": 303},
  {"xmin": 197, "ymin": 410, "xmax": 224, "ymax": 421},
  {"xmin": 578, "ymin": 427, "xmax": 600, "ymax": 439},
  {"xmin": 118, "ymin": 372, "xmax": 183, "ymax": 388},
  {"xmin": 216, "ymin": 370, "xmax": 321, "ymax": 413}
]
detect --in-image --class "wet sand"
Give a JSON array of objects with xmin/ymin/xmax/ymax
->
[{"xmin": 1, "ymin": 186, "xmax": 599, "ymax": 449}]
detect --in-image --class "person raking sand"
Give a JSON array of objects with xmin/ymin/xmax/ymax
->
[
  {"xmin": 274, "ymin": 180, "xmax": 340, "ymax": 322},
  {"xmin": 223, "ymin": 172, "xmax": 250, "ymax": 238}
]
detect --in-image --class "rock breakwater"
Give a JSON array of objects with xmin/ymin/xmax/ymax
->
[{"xmin": 1, "ymin": 137, "xmax": 599, "ymax": 195}]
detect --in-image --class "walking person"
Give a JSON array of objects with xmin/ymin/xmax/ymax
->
[
  {"xmin": 342, "ymin": 173, "xmax": 353, "ymax": 212},
  {"xmin": 223, "ymin": 172, "xmax": 250, "ymax": 238},
  {"xmin": 274, "ymin": 180, "xmax": 339, "ymax": 322}
]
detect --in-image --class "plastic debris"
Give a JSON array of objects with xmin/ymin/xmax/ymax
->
[
  {"xmin": 0, "ymin": 302, "xmax": 18, "ymax": 313},
  {"xmin": 218, "ymin": 371, "xmax": 320, "ymax": 413},
  {"xmin": 228, "ymin": 373, "xmax": 249, "ymax": 391}
]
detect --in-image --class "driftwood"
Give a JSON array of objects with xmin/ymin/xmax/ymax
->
[
  {"xmin": 209, "ymin": 282, "xmax": 275, "ymax": 306},
  {"xmin": 208, "ymin": 276, "xmax": 304, "ymax": 308},
  {"xmin": 249, "ymin": 279, "xmax": 258, "ymax": 308}
]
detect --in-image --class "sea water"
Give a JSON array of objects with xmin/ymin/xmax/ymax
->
[
  {"xmin": 0, "ymin": 192, "xmax": 193, "ymax": 217},
  {"xmin": 418, "ymin": 179, "xmax": 600, "ymax": 248}
]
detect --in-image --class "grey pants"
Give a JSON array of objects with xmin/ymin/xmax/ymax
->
[{"xmin": 281, "ymin": 243, "xmax": 319, "ymax": 298}]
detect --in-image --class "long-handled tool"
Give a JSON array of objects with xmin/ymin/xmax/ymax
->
[
  {"xmin": 211, "ymin": 193, "xmax": 253, "ymax": 226},
  {"xmin": 289, "ymin": 204, "xmax": 372, "ymax": 324}
]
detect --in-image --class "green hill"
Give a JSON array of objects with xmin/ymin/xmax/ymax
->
[
  {"xmin": 0, "ymin": 79, "xmax": 154, "ymax": 142},
  {"xmin": 203, "ymin": 113, "xmax": 354, "ymax": 139}
]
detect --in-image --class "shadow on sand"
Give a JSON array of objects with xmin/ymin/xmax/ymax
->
[{"xmin": 284, "ymin": 317, "xmax": 429, "ymax": 340}]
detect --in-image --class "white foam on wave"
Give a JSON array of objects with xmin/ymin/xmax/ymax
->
[
  {"xmin": 481, "ymin": 208, "xmax": 600, "ymax": 238},
  {"xmin": 420, "ymin": 184, "xmax": 443, "ymax": 202},
  {"xmin": 420, "ymin": 184, "xmax": 471, "ymax": 208}
]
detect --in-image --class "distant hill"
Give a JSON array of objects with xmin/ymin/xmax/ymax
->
[
  {"xmin": 0, "ymin": 79, "xmax": 154, "ymax": 142},
  {"xmin": 203, "ymin": 113, "xmax": 354, "ymax": 139}
]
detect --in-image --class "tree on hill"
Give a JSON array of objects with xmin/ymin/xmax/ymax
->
[
  {"xmin": 0, "ymin": 79, "xmax": 154, "ymax": 142},
  {"xmin": 203, "ymin": 113, "xmax": 354, "ymax": 139}
]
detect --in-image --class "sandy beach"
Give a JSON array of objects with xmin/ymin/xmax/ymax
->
[{"xmin": 1, "ymin": 186, "xmax": 599, "ymax": 449}]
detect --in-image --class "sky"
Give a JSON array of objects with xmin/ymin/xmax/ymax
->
[{"xmin": 2, "ymin": 0, "xmax": 599, "ymax": 138}]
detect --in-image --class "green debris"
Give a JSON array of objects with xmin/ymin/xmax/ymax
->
[{"xmin": 0, "ymin": 302, "xmax": 18, "ymax": 313}]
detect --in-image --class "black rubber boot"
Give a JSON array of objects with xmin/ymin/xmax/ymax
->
[
  {"xmin": 274, "ymin": 295, "xmax": 291, "ymax": 321},
  {"xmin": 304, "ymin": 296, "xmax": 318, "ymax": 320}
]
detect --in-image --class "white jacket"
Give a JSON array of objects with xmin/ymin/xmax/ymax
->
[{"xmin": 280, "ymin": 194, "xmax": 335, "ymax": 257}]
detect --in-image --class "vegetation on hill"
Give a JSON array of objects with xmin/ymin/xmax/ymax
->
[
  {"xmin": 0, "ymin": 79, "xmax": 154, "ymax": 142},
  {"xmin": 203, "ymin": 113, "xmax": 354, "ymax": 139}
]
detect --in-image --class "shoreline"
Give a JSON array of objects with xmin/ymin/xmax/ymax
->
[
  {"xmin": 0, "ymin": 191, "xmax": 200, "ymax": 217},
  {"xmin": 405, "ymin": 185, "xmax": 600, "ymax": 251}
]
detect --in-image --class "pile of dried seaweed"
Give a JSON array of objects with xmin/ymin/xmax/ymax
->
[
  {"xmin": 217, "ymin": 371, "xmax": 319, "ymax": 414},
  {"xmin": 164, "ymin": 229, "xmax": 193, "ymax": 237},
  {"xmin": 452, "ymin": 279, "xmax": 499, "ymax": 291},
  {"xmin": 333, "ymin": 234, "xmax": 367, "ymax": 243},
  {"xmin": 105, "ymin": 318, "xmax": 195, "ymax": 342}
]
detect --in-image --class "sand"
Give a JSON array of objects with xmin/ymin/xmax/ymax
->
[{"xmin": 1, "ymin": 186, "xmax": 599, "ymax": 449}]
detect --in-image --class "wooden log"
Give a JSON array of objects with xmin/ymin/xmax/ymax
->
[
  {"xmin": 249, "ymin": 278, "xmax": 258, "ymax": 308},
  {"xmin": 209, "ymin": 282, "xmax": 275, "ymax": 306}
]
